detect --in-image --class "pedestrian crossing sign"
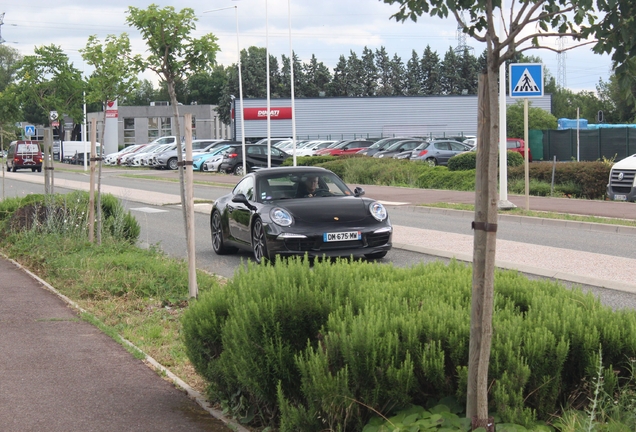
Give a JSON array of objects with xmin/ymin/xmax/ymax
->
[{"xmin": 509, "ymin": 63, "xmax": 543, "ymax": 98}]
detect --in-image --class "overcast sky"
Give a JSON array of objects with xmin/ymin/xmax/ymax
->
[{"xmin": 2, "ymin": 0, "xmax": 613, "ymax": 94}]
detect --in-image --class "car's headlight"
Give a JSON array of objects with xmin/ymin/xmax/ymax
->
[
  {"xmin": 270, "ymin": 207, "xmax": 293, "ymax": 226},
  {"xmin": 369, "ymin": 202, "xmax": 387, "ymax": 221}
]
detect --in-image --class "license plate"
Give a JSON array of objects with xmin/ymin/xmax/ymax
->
[
  {"xmin": 323, "ymin": 231, "xmax": 361, "ymax": 242},
  {"xmin": 614, "ymin": 194, "xmax": 627, "ymax": 201}
]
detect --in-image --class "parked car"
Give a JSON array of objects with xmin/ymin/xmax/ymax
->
[
  {"xmin": 358, "ymin": 137, "xmax": 417, "ymax": 157},
  {"xmin": 507, "ymin": 138, "xmax": 533, "ymax": 162},
  {"xmin": 410, "ymin": 140, "xmax": 473, "ymax": 166},
  {"xmin": 373, "ymin": 139, "xmax": 424, "ymax": 159},
  {"xmin": 253, "ymin": 137, "xmax": 290, "ymax": 146},
  {"xmin": 152, "ymin": 139, "xmax": 229, "ymax": 170},
  {"xmin": 103, "ymin": 145, "xmax": 142, "ymax": 165},
  {"xmin": 219, "ymin": 144, "xmax": 290, "ymax": 176},
  {"xmin": 193, "ymin": 145, "xmax": 230, "ymax": 171},
  {"xmin": 314, "ymin": 139, "xmax": 374, "ymax": 156},
  {"xmin": 6, "ymin": 140, "xmax": 43, "ymax": 172},
  {"xmin": 296, "ymin": 140, "xmax": 338, "ymax": 157},
  {"xmin": 210, "ymin": 166, "xmax": 392, "ymax": 263}
]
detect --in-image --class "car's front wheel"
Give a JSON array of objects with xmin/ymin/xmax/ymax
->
[
  {"xmin": 168, "ymin": 157, "xmax": 179, "ymax": 170},
  {"xmin": 210, "ymin": 211, "xmax": 237, "ymax": 255},
  {"xmin": 251, "ymin": 218, "xmax": 272, "ymax": 264},
  {"xmin": 425, "ymin": 157, "xmax": 438, "ymax": 167},
  {"xmin": 233, "ymin": 164, "xmax": 244, "ymax": 176}
]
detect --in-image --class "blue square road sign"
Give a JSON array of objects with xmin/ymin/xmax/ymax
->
[
  {"xmin": 509, "ymin": 63, "xmax": 543, "ymax": 98},
  {"xmin": 25, "ymin": 125, "xmax": 36, "ymax": 137}
]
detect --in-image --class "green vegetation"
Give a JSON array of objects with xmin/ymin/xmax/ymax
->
[
  {"xmin": 289, "ymin": 155, "xmax": 611, "ymax": 200},
  {"xmin": 2, "ymin": 192, "xmax": 636, "ymax": 431},
  {"xmin": 183, "ymin": 257, "xmax": 636, "ymax": 431}
]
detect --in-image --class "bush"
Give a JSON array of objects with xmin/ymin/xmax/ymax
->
[
  {"xmin": 182, "ymin": 258, "xmax": 636, "ymax": 430},
  {"xmin": 447, "ymin": 151, "xmax": 476, "ymax": 171},
  {"xmin": 447, "ymin": 151, "xmax": 523, "ymax": 171},
  {"xmin": 0, "ymin": 191, "xmax": 140, "ymax": 243},
  {"xmin": 281, "ymin": 155, "xmax": 338, "ymax": 167},
  {"xmin": 508, "ymin": 161, "xmax": 610, "ymax": 199}
]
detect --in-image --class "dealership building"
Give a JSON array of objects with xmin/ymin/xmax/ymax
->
[{"xmin": 231, "ymin": 95, "xmax": 553, "ymax": 142}]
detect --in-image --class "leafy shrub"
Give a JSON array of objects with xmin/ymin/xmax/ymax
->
[
  {"xmin": 182, "ymin": 258, "xmax": 636, "ymax": 430},
  {"xmin": 447, "ymin": 151, "xmax": 523, "ymax": 171},
  {"xmin": 281, "ymin": 155, "xmax": 337, "ymax": 167},
  {"xmin": 447, "ymin": 152, "xmax": 476, "ymax": 171},
  {"xmin": 508, "ymin": 161, "xmax": 610, "ymax": 199},
  {"xmin": 0, "ymin": 191, "xmax": 140, "ymax": 243}
]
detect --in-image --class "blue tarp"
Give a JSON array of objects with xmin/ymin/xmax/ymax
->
[{"xmin": 557, "ymin": 118, "xmax": 588, "ymax": 130}]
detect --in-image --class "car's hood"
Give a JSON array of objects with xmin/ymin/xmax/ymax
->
[
  {"xmin": 613, "ymin": 154, "xmax": 636, "ymax": 170},
  {"xmin": 279, "ymin": 197, "xmax": 371, "ymax": 223}
]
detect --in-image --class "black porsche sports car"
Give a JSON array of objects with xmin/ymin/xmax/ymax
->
[{"xmin": 210, "ymin": 166, "xmax": 392, "ymax": 263}]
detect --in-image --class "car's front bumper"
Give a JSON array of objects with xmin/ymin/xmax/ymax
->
[{"xmin": 264, "ymin": 224, "xmax": 392, "ymax": 258}]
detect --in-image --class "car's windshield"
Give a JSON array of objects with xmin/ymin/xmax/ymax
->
[
  {"xmin": 414, "ymin": 142, "xmax": 430, "ymax": 150},
  {"xmin": 257, "ymin": 171, "xmax": 353, "ymax": 203}
]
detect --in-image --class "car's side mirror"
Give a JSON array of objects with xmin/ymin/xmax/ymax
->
[
  {"xmin": 354, "ymin": 187, "xmax": 365, "ymax": 197},
  {"xmin": 232, "ymin": 193, "xmax": 256, "ymax": 210}
]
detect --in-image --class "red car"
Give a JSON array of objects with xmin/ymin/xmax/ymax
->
[
  {"xmin": 507, "ymin": 138, "xmax": 532, "ymax": 162},
  {"xmin": 314, "ymin": 139, "xmax": 373, "ymax": 156}
]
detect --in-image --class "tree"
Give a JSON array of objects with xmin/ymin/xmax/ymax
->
[
  {"xmin": 439, "ymin": 47, "xmax": 462, "ymax": 94},
  {"xmin": 421, "ymin": 45, "xmax": 441, "ymax": 94},
  {"xmin": 302, "ymin": 54, "xmax": 332, "ymax": 97},
  {"xmin": 120, "ymin": 79, "xmax": 159, "ymax": 106},
  {"xmin": 381, "ymin": 0, "xmax": 633, "ymax": 426},
  {"xmin": 507, "ymin": 100, "xmax": 558, "ymax": 137},
  {"xmin": 127, "ymin": 4, "xmax": 220, "ymax": 298},
  {"xmin": 0, "ymin": 45, "xmax": 21, "ymax": 93},
  {"xmin": 375, "ymin": 46, "xmax": 393, "ymax": 95},
  {"xmin": 390, "ymin": 53, "xmax": 407, "ymax": 95},
  {"xmin": 406, "ymin": 50, "xmax": 423, "ymax": 95},
  {"xmin": 457, "ymin": 48, "xmax": 480, "ymax": 95},
  {"xmin": 185, "ymin": 66, "xmax": 227, "ymax": 106},
  {"xmin": 81, "ymin": 33, "xmax": 142, "ymax": 244},
  {"xmin": 346, "ymin": 50, "xmax": 365, "ymax": 97},
  {"xmin": 15, "ymin": 45, "xmax": 84, "ymax": 128},
  {"xmin": 361, "ymin": 47, "xmax": 378, "ymax": 96},
  {"xmin": 329, "ymin": 55, "xmax": 349, "ymax": 96}
]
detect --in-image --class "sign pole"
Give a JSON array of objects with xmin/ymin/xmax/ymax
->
[{"xmin": 524, "ymin": 98, "xmax": 530, "ymax": 211}]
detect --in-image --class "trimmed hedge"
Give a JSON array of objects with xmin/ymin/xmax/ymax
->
[
  {"xmin": 447, "ymin": 151, "xmax": 523, "ymax": 171},
  {"xmin": 508, "ymin": 161, "xmax": 611, "ymax": 199},
  {"xmin": 182, "ymin": 258, "xmax": 636, "ymax": 430}
]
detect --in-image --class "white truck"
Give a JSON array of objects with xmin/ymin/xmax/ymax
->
[
  {"xmin": 606, "ymin": 153, "xmax": 636, "ymax": 202},
  {"xmin": 60, "ymin": 141, "xmax": 101, "ymax": 163}
]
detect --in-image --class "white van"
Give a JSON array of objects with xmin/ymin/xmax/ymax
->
[
  {"xmin": 606, "ymin": 153, "xmax": 636, "ymax": 201},
  {"xmin": 61, "ymin": 141, "xmax": 101, "ymax": 163}
]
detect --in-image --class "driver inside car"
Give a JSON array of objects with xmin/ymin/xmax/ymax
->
[{"xmin": 296, "ymin": 175, "xmax": 320, "ymax": 198}]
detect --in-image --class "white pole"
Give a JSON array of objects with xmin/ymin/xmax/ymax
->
[
  {"xmin": 498, "ymin": 0, "xmax": 513, "ymax": 209},
  {"xmin": 576, "ymin": 107, "xmax": 580, "ymax": 162},
  {"xmin": 83, "ymin": 91, "xmax": 88, "ymax": 171},
  {"xmin": 235, "ymin": 6, "xmax": 247, "ymax": 176},
  {"xmin": 266, "ymin": 0, "xmax": 271, "ymax": 168},
  {"xmin": 288, "ymin": 0, "xmax": 297, "ymax": 166},
  {"xmin": 524, "ymin": 98, "xmax": 530, "ymax": 211}
]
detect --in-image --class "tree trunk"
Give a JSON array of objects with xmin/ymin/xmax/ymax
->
[
  {"xmin": 466, "ymin": 70, "xmax": 499, "ymax": 431},
  {"xmin": 167, "ymin": 80, "xmax": 187, "ymax": 236}
]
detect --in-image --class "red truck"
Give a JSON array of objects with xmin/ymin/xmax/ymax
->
[{"xmin": 507, "ymin": 138, "xmax": 532, "ymax": 162}]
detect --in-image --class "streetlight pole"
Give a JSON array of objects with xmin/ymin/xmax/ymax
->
[
  {"xmin": 203, "ymin": 6, "xmax": 246, "ymax": 175},
  {"xmin": 266, "ymin": 0, "xmax": 271, "ymax": 167},
  {"xmin": 288, "ymin": 0, "xmax": 297, "ymax": 166}
]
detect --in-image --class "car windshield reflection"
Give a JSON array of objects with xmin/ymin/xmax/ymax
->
[{"xmin": 257, "ymin": 172, "xmax": 353, "ymax": 203}]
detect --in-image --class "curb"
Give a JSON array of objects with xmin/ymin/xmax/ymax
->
[{"xmin": 392, "ymin": 204, "xmax": 636, "ymax": 236}]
